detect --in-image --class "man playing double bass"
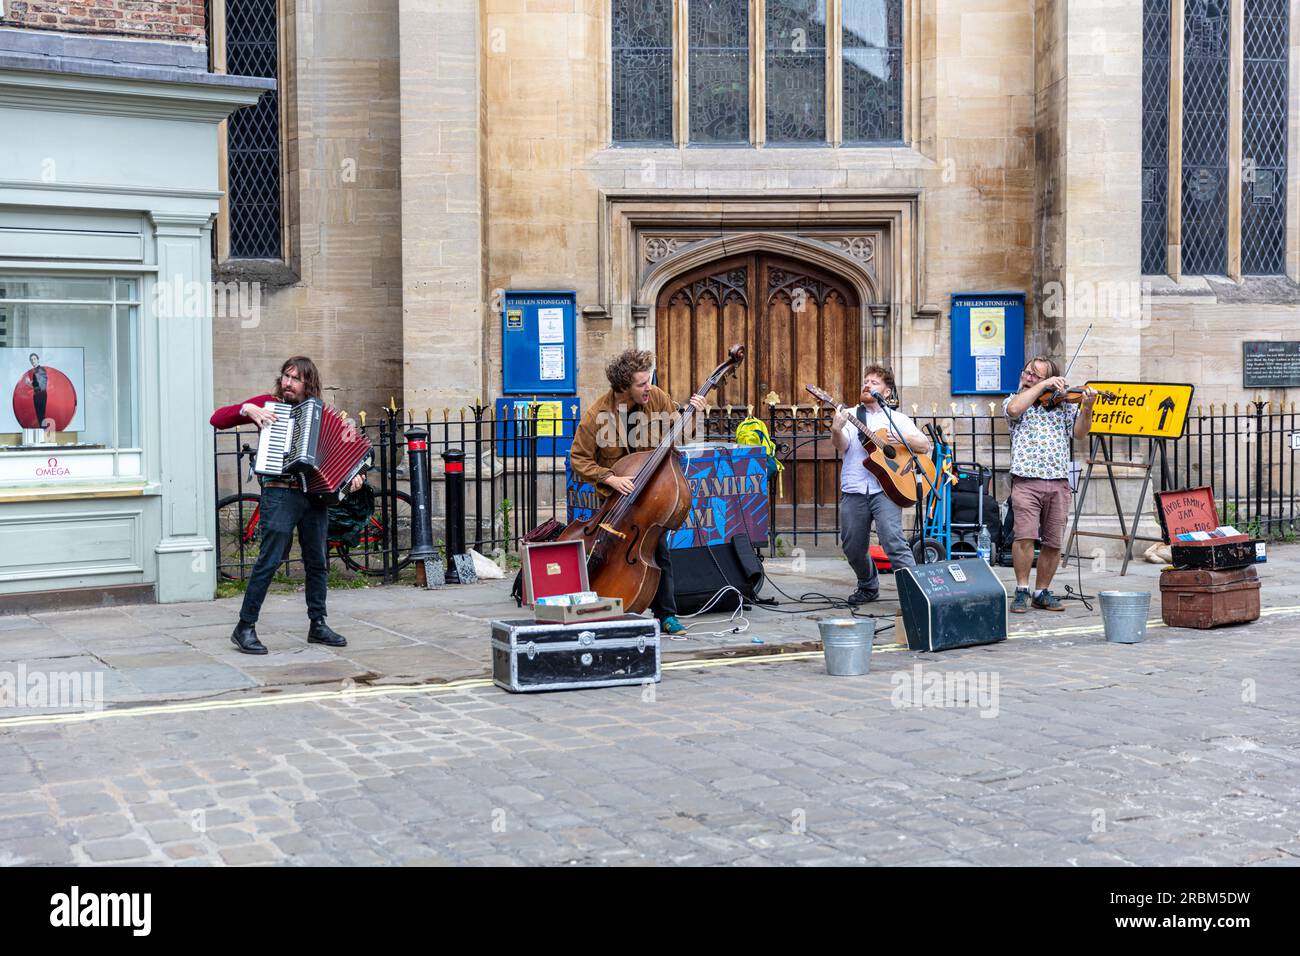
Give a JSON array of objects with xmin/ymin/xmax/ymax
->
[{"xmin": 569, "ymin": 349, "xmax": 705, "ymax": 635}]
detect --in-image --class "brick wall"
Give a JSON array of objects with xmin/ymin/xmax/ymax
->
[{"xmin": 0, "ymin": 1, "xmax": 206, "ymax": 42}]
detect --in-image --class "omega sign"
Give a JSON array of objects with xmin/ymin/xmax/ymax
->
[{"xmin": 35, "ymin": 456, "xmax": 71, "ymax": 478}]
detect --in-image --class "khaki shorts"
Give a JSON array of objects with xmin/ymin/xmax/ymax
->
[{"xmin": 1011, "ymin": 477, "xmax": 1071, "ymax": 550}]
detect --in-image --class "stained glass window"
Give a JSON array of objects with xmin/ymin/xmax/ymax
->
[
  {"xmin": 689, "ymin": 0, "xmax": 750, "ymax": 144},
  {"xmin": 1241, "ymin": 0, "xmax": 1289, "ymax": 275},
  {"xmin": 842, "ymin": 0, "xmax": 903, "ymax": 143},
  {"xmin": 766, "ymin": 0, "xmax": 827, "ymax": 144},
  {"xmin": 612, "ymin": 0, "xmax": 674, "ymax": 144},
  {"xmin": 225, "ymin": 0, "xmax": 282, "ymax": 260},
  {"xmin": 1181, "ymin": 0, "xmax": 1230, "ymax": 276},
  {"xmin": 1142, "ymin": 0, "xmax": 1171, "ymax": 275}
]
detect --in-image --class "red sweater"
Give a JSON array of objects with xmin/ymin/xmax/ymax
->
[{"xmin": 210, "ymin": 394, "xmax": 277, "ymax": 430}]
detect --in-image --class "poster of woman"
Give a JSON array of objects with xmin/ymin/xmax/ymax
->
[{"xmin": 3, "ymin": 347, "xmax": 85, "ymax": 435}]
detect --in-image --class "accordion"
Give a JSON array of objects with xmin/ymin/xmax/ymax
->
[{"xmin": 252, "ymin": 398, "xmax": 372, "ymax": 495}]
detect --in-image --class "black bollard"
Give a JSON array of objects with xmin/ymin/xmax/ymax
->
[
  {"xmin": 405, "ymin": 429, "xmax": 443, "ymax": 588},
  {"xmin": 442, "ymin": 448, "xmax": 477, "ymax": 584}
]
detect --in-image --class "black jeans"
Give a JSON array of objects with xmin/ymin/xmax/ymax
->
[
  {"xmin": 239, "ymin": 486, "xmax": 329, "ymax": 625},
  {"xmin": 651, "ymin": 534, "xmax": 677, "ymax": 619}
]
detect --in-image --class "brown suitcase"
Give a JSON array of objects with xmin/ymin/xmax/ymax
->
[{"xmin": 1159, "ymin": 566, "xmax": 1260, "ymax": 629}]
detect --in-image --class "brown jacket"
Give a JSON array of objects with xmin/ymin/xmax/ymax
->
[{"xmin": 570, "ymin": 384, "xmax": 679, "ymax": 492}]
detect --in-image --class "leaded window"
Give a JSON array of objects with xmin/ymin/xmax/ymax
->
[
  {"xmin": 842, "ymin": 0, "xmax": 904, "ymax": 143},
  {"xmin": 690, "ymin": 0, "xmax": 751, "ymax": 144},
  {"xmin": 1142, "ymin": 0, "xmax": 1171, "ymax": 275},
  {"xmin": 612, "ymin": 0, "xmax": 906, "ymax": 148},
  {"xmin": 612, "ymin": 0, "xmax": 674, "ymax": 144},
  {"xmin": 766, "ymin": 0, "xmax": 827, "ymax": 144},
  {"xmin": 1241, "ymin": 0, "xmax": 1289, "ymax": 275},
  {"xmin": 223, "ymin": 0, "xmax": 282, "ymax": 260},
  {"xmin": 1181, "ymin": 0, "xmax": 1231, "ymax": 276},
  {"xmin": 1145, "ymin": 0, "xmax": 1291, "ymax": 278}
]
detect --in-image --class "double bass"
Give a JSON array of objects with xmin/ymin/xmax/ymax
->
[{"xmin": 559, "ymin": 345, "xmax": 746, "ymax": 613}]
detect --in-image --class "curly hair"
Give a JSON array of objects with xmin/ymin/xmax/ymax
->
[
  {"xmin": 605, "ymin": 349, "xmax": 656, "ymax": 393},
  {"xmin": 272, "ymin": 355, "xmax": 322, "ymax": 401},
  {"xmin": 862, "ymin": 363, "xmax": 897, "ymax": 394}
]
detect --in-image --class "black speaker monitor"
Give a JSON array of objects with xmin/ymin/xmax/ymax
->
[
  {"xmin": 669, "ymin": 533, "xmax": 763, "ymax": 615},
  {"xmin": 895, "ymin": 559, "xmax": 1007, "ymax": 652}
]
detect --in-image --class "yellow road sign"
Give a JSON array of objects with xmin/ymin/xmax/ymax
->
[{"xmin": 1085, "ymin": 381, "xmax": 1195, "ymax": 439}]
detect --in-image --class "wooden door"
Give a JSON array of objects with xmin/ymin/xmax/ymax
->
[{"xmin": 655, "ymin": 253, "xmax": 860, "ymax": 538}]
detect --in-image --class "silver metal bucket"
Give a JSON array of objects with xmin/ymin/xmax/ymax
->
[
  {"xmin": 819, "ymin": 618, "xmax": 875, "ymax": 676},
  {"xmin": 1100, "ymin": 591, "xmax": 1151, "ymax": 644}
]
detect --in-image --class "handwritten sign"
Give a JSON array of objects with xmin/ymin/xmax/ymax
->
[
  {"xmin": 1155, "ymin": 486, "xmax": 1221, "ymax": 542},
  {"xmin": 1085, "ymin": 381, "xmax": 1194, "ymax": 439}
]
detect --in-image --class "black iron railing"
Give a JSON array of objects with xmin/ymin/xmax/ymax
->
[{"xmin": 214, "ymin": 400, "xmax": 1300, "ymax": 582}]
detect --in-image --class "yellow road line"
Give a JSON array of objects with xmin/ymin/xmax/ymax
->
[{"xmin": 4, "ymin": 604, "xmax": 1299, "ymax": 731}]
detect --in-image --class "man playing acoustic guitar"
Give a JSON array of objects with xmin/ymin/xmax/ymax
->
[{"xmin": 832, "ymin": 365, "xmax": 932, "ymax": 605}]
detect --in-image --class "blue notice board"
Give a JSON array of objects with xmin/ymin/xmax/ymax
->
[
  {"xmin": 950, "ymin": 293, "xmax": 1025, "ymax": 395},
  {"xmin": 493, "ymin": 397, "xmax": 580, "ymax": 458},
  {"xmin": 502, "ymin": 290, "xmax": 577, "ymax": 394}
]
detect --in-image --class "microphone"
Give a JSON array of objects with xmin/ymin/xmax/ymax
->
[{"xmin": 870, "ymin": 390, "xmax": 886, "ymax": 402}]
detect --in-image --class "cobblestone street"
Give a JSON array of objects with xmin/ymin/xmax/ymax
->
[{"xmin": 3, "ymin": 601, "xmax": 1298, "ymax": 866}]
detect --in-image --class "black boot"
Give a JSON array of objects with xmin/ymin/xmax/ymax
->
[
  {"xmin": 231, "ymin": 621, "xmax": 267, "ymax": 655},
  {"xmin": 308, "ymin": 618, "xmax": 347, "ymax": 647}
]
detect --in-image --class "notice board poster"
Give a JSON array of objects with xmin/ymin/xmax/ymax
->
[
  {"xmin": 501, "ymin": 291, "xmax": 577, "ymax": 394},
  {"xmin": 950, "ymin": 294, "xmax": 1025, "ymax": 394}
]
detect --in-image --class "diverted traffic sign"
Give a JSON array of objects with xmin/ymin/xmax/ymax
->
[{"xmin": 1085, "ymin": 381, "xmax": 1195, "ymax": 439}]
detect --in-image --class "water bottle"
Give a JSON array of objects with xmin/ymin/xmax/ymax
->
[{"xmin": 977, "ymin": 525, "xmax": 992, "ymax": 564}]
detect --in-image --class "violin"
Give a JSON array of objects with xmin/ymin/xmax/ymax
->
[{"xmin": 1036, "ymin": 385, "xmax": 1117, "ymax": 409}]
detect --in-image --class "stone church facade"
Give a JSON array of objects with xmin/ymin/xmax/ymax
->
[{"xmin": 203, "ymin": 0, "xmax": 1298, "ymax": 421}]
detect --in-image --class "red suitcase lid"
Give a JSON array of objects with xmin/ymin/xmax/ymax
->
[
  {"xmin": 521, "ymin": 539, "xmax": 590, "ymax": 605},
  {"xmin": 1154, "ymin": 486, "xmax": 1231, "ymax": 544}
]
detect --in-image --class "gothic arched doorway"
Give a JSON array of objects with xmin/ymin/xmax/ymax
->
[{"xmin": 654, "ymin": 253, "xmax": 862, "ymax": 535}]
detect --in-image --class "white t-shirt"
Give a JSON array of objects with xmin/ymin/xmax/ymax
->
[{"xmin": 839, "ymin": 405, "xmax": 928, "ymax": 495}]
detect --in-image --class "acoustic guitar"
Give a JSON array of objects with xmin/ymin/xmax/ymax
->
[{"xmin": 805, "ymin": 383, "xmax": 938, "ymax": 508}]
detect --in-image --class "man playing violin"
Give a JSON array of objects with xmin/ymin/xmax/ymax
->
[
  {"xmin": 1003, "ymin": 356, "xmax": 1096, "ymax": 612},
  {"xmin": 569, "ymin": 349, "xmax": 706, "ymax": 635},
  {"xmin": 832, "ymin": 365, "xmax": 932, "ymax": 605}
]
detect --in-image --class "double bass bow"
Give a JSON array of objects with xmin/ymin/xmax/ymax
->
[{"xmin": 559, "ymin": 344, "xmax": 746, "ymax": 614}]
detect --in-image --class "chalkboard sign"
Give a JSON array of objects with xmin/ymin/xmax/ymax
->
[{"xmin": 1243, "ymin": 341, "xmax": 1300, "ymax": 388}]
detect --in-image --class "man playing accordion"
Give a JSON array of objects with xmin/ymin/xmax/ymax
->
[{"xmin": 211, "ymin": 355, "xmax": 365, "ymax": 655}]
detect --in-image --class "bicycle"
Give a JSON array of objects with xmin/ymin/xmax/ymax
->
[{"xmin": 215, "ymin": 445, "xmax": 413, "ymax": 579}]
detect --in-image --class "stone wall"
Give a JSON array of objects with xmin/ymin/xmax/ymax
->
[
  {"xmin": 0, "ymin": 0, "xmax": 204, "ymax": 40},
  {"xmin": 212, "ymin": 0, "xmax": 404, "ymax": 422},
  {"xmin": 398, "ymin": 0, "xmax": 486, "ymax": 416},
  {"xmin": 476, "ymin": 0, "xmax": 1038, "ymax": 414}
]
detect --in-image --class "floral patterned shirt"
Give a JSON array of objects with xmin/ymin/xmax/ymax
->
[{"xmin": 1003, "ymin": 394, "xmax": 1078, "ymax": 480}]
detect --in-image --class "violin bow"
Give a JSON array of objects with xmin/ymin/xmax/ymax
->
[{"xmin": 1060, "ymin": 323, "xmax": 1092, "ymax": 383}]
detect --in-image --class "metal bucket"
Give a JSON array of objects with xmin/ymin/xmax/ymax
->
[
  {"xmin": 819, "ymin": 618, "xmax": 875, "ymax": 676},
  {"xmin": 1100, "ymin": 591, "xmax": 1151, "ymax": 644}
]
